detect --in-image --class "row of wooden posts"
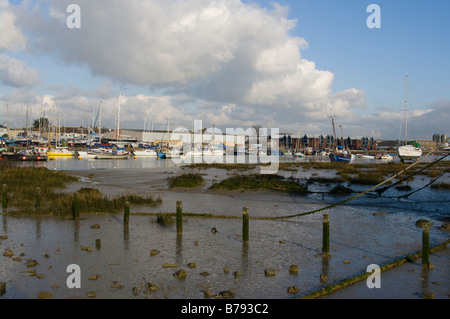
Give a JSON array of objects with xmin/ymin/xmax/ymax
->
[
  {"xmin": 1, "ymin": 185, "xmax": 431, "ymax": 266},
  {"xmin": 122, "ymin": 199, "xmax": 431, "ymax": 266}
]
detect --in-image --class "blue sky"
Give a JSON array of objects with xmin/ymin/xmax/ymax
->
[{"xmin": 1, "ymin": 0, "xmax": 449, "ymax": 140}]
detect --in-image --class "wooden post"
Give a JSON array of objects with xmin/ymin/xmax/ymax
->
[
  {"xmin": 72, "ymin": 193, "xmax": 80, "ymax": 220},
  {"xmin": 322, "ymin": 214, "xmax": 330, "ymax": 254},
  {"xmin": 124, "ymin": 201, "xmax": 130, "ymax": 226},
  {"xmin": 422, "ymin": 223, "xmax": 430, "ymax": 266},
  {"xmin": 243, "ymin": 206, "xmax": 249, "ymax": 244},
  {"xmin": 2, "ymin": 184, "xmax": 7, "ymax": 210},
  {"xmin": 176, "ymin": 201, "xmax": 183, "ymax": 234}
]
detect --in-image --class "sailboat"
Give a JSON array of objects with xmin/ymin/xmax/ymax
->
[
  {"xmin": 329, "ymin": 118, "xmax": 352, "ymax": 162},
  {"xmin": 397, "ymin": 74, "xmax": 422, "ymax": 162}
]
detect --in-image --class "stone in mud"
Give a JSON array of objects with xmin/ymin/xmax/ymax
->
[
  {"xmin": 287, "ymin": 286, "xmax": 299, "ymax": 294},
  {"xmin": 25, "ymin": 259, "xmax": 38, "ymax": 267},
  {"xmin": 37, "ymin": 291, "xmax": 53, "ymax": 299},
  {"xmin": 204, "ymin": 288, "xmax": 214, "ymax": 298},
  {"xmin": 439, "ymin": 223, "xmax": 450, "ymax": 231},
  {"xmin": 90, "ymin": 224, "xmax": 100, "ymax": 229},
  {"xmin": 0, "ymin": 282, "xmax": 5, "ymax": 295},
  {"xmin": 143, "ymin": 283, "xmax": 158, "ymax": 293},
  {"xmin": 217, "ymin": 289, "xmax": 236, "ymax": 299},
  {"xmin": 211, "ymin": 227, "xmax": 217, "ymax": 234},
  {"xmin": 173, "ymin": 269, "xmax": 186, "ymax": 280},
  {"xmin": 3, "ymin": 249, "xmax": 14, "ymax": 257},
  {"xmin": 289, "ymin": 264, "xmax": 299, "ymax": 275},
  {"xmin": 264, "ymin": 269, "xmax": 276, "ymax": 277},
  {"xmin": 150, "ymin": 249, "xmax": 160, "ymax": 256}
]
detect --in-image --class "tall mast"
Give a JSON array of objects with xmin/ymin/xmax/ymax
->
[
  {"xmin": 117, "ymin": 91, "xmax": 121, "ymax": 140},
  {"xmin": 404, "ymin": 74, "xmax": 408, "ymax": 145}
]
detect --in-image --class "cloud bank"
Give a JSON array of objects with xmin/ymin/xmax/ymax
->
[{"xmin": 0, "ymin": 0, "xmax": 446, "ymax": 140}]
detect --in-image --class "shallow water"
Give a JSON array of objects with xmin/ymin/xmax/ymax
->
[{"xmin": 1, "ymin": 156, "xmax": 449, "ymax": 299}]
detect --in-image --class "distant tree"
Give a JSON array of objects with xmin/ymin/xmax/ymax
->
[{"xmin": 33, "ymin": 117, "xmax": 50, "ymax": 130}]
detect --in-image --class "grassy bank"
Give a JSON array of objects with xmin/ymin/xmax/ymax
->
[
  {"xmin": 210, "ymin": 174, "xmax": 309, "ymax": 194},
  {"xmin": 0, "ymin": 164, "xmax": 161, "ymax": 217},
  {"xmin": 168, "ymin": 172, "xmax": 204, "ymax": 188}
]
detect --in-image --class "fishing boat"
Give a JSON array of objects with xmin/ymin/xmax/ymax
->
[
  {"xmin": 2, "ymin": 149, "xmax": 48, "ymax": 161},
  {"xmin": 328, "ymin": 117, "xmax": 353, "ymax": 163},
  {"xmin": 329, "ymin": 146, "xmax": 353, "ymax": 162},
  {"xmin": 397, "ymin": 74, "xmax": 422, "ymax": 162}
]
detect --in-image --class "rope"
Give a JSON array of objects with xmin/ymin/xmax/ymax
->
[
  {"xmin": 374, "ymin": 154, "xmax": 448, "ymax": 195},
  {"xmin": 264, "ymin": 137, "xmax": 450, "ymax": 220},
  {"xmin": 387, "ymin": 170, "xmax": 448, "ymax": 199}
]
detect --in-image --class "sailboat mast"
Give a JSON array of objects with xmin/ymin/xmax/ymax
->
[{"xmin": 404, "ymin": 74, "xmax": 408, "ymax": 145}]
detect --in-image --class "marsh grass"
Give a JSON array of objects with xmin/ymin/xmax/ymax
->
[
  {"xmin": 168, "ymin": 171, "xmax": 204, "ymax": 188},
  {"xmin": 210, "ymin": 174, "xmax": 309, "ymax": 194},
  {"xmin": 0, "ymin": 164, "xmax": 161, "ymax": 216},
  {"xmin": 431, "ymin": 182, "xmax": 450, "ymax": 190}
]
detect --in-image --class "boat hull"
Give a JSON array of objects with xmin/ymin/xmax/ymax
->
[
  {"xmin": 397, "ymin": 145, "xmax": 422, "ymax": 161},
  {"xmin": 330, "ymin": 153, "xmax": 352, "ymax": 162}
]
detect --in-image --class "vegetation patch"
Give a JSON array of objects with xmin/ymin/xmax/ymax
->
[
  {"xmin": 431, "ymin": 182, "xmax": 450, "ymax": 190},
  {"xmin": 210, "ymin": 174, "xmax": 308, "ymax": 194},
  {"xmin": 168, "ymin": 172, "xmax": 204, "ymax": 188},
  {"xmin": 0, "ymin": 164, "xmax": 161, "ymax": 217}
]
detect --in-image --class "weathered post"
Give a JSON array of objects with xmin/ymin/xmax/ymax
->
[
  {"xmin": 422, "ymin": 223, "xmax": 430, "ymax": 266},
  {"xmin": 123, "ymin": 201, "xmax": 130, "ymax": 226},
  {"xmin": 322, "ymin": 214, "xmax": 330, "ymax": 254},
  {"xmin": 2, "ymin": 184, "xmax": 7, "ymax": 210},
  {"xmin": 243, "ymin": 206, "xmax": 249, "ymax": 244},
  {"xmin": 72, "ymin": 193, "xmax": 80, "ymax": 220},
  {"xmin": 176, "ymin": 201, "xmax": 183, "ymax": 234}
]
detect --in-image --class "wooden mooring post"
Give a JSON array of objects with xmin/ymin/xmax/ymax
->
[
  {"xmin": 422, "ymin": 223, "xmax": 430, "ymax": 266},
  {"xmin": 322, "ymin": 214, "xmax": 330, "ymax": 254},
  {"xmin": 176, "ymin": 201, "xmax": 183, "ymax": 234},
  {"xmin": 243, "ymin": 206, "xmax": 249, "ymax": 244}
]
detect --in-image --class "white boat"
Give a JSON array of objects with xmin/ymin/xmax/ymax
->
[
  {"xmin": 397, "ymin": 74, "xmax": 422, "ymax": 161},
  {"xmin": 78, "ymin": 149, "xmax": 129, "ymax": 160},
  {"xmin": 183, "ymin": 149, "xmax": 203, "ymax": 157},
  {"xmin": 380, "ymin": 154, "xmax": 393, "ymax": 161},
  {"xmin": 132, "ymin": 149, "xmax": 157, "ymax": 157},
  {"xmin": 293, "ymin": 152, "xmax": 306, "ymax": 159},
  {"xmin": 204, "ymin": 147, "xmax": 224, "ymax": 157}
]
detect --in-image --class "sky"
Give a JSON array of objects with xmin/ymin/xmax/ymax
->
[{"xmin": 0, "ymin": 0, "xmax": 449, "ymax": 140}]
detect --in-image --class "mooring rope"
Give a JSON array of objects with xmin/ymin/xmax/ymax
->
[
  {"xmin": 386, "ymin": 170, "xmax": 448, "ymax": 199},
  {"xmin": 374, "ymin": 154, "xmax": 449, "ymax": 195},
  {"xmin": 263, "ymin": 137, "xmax": 450, "ymax": 220}
]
